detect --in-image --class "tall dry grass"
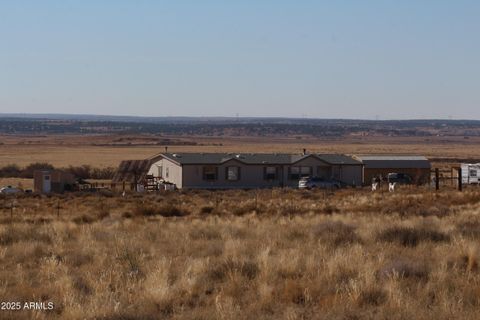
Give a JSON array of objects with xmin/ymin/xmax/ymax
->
[{"xmin": 0, "ymin": 186, "xmax": 479, "ymax": 319}]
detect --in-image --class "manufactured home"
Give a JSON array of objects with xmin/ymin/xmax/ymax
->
[
  {"xmin": 147, "ymin": 153, "xmax": 363, "ymax": 189},
  {"xmin": 461, "ymin": 163, "xmax": 480, "ymax": 184}
]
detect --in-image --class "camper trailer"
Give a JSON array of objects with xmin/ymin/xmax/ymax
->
[{"xmin": 461, "ymin": 163, "xmax": 480, "ymax": 184}]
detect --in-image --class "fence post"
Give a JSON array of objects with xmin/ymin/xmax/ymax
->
[
  {"xmin": 435, "ymin": 168, "xmax": 440, "ymax": 191},
  {"xmin": 57, "ymin": 200, "xmax": 60, "ymax": 218},
  {"xmin": 451, "ymin": 168, "xmax": 454, "ymax": 186},
  {"xmin": 458, "ymin": 168, "xmax": 463, "ymax": 191}
]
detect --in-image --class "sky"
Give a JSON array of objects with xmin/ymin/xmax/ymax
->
[{"xmin": 0, "ymin": 1, "xmax": 479, "ymax": 119}]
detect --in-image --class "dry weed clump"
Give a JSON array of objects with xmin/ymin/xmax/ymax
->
[
  {"xmin": 456, "ymin": 221, "xmax": 480, "ymax": 239},
  {"xmin": 0, "ymin": 225, "xmax": 52, "ymax": 246},
  {"xmin": 0, "ymin": 188, "xmax": 479, "ymax": 319},
  {"xmin": 231, "ymin": 201, "xmax": 263, "ymax": 216},
  {"xmin": 378, "ymin": 257, "xmax": 430, "ymax": 280},
  {"xmin": 132, "ymin": 203, "xmax": 189, "ymax": 217},
  {"xmin": 377, "ymin": 226, "xmax": 450, "ymax": 247},
  {"xmin": 312, "ymin": 220, "xmax": 361, "ymax": 247}
]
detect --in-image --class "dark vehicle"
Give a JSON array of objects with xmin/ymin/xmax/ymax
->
[
  {"xmin": 387, "ymin": 173, "xmax": 412, "ymax": 184},
  {"xmin": 299, "ymin": 177, "xmax": 342, "ymax": 189}
]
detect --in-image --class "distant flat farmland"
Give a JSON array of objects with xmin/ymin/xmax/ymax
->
[{"xmin": 0, "ymin": 134, "xmax": 479, "ymax": 168}]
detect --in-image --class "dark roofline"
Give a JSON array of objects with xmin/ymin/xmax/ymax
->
[
  {"xmin": 158, "ymin": 154, "xmax": 182, "ymax": 166},
  {"xmin": 157, "ymin": 153, "xmax": 362, "ymax": 166}
]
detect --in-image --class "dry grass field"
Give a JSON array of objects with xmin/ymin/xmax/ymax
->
[
  {"xmin": 1, "ymin": 186, "xmax": 480, "ymax": 319},
  {"xmin": 1, "ymin": 134, "xmax": 479, "ymax": 319}
]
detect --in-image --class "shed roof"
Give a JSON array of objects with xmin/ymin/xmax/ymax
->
[
  {"xmin": 355, "ymin": 155, "xmax": 431, "ymax": 169},
  {"xmin": 112, "ymin": 159, "xmax": 152, "ymax": 183},
  {"xmin": 316, "ymin": 154, "xmax": 362, "ymax": 165},
  {"xmin": 157, "ymin": 153, "xmax": 361, "ymax": 166}
]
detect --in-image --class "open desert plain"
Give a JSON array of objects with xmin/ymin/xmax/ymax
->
[
  {"xmin": 3, "ymin": 1, "xmax": 480, "ymax": 318},
  {"xmin": 0, "ymin": 130, "xmax": 480, "ymax": 320}
]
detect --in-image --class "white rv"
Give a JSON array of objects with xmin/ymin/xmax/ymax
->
[{"xmin": 461, "ymin": 163, "xmax": 480, "ymax": 184}]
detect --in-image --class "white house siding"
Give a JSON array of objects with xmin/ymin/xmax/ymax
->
[
  {"xmin": 147, "ymin": 160, "xmax": 161, "ymax": 177},
  {"xmin": 148, "ymin": 158, "xmax": 183, "ymax": 188}
]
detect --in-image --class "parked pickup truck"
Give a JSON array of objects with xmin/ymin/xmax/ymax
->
[
  {"xmin": 387, "ymin": 173, "xmax": 412, "ymax": 185},
  {"xmin": 299, "ymin": 177, "xmax": 342, "ymax": 189}
]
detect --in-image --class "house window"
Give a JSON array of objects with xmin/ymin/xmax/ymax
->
[
  {"xmin": 290, "ymin": 166, "xmax": 311, "ymax": 179},
  {"xmin": 290, "ymin": 167, "xmax": 300, "ymax": 180},
  {"xmin": 264, "ymin": 166, "xmax": 277, "ymax": 180},
  {"xmin": 203, "ymin": 166, "xmax": 217, "ymax": 181},
  {"xmin": 470, "ymin": 170, "xmax": 477, "ymax": 177},
  {"xmin": 165, "ymin": 167, "xmax": 169, "ymax": 178},
  {"xmin": 44, "ymin": 175, "xmax": 50, "ymax": 181},
  {"xmin": 226, "ymin": 166, "xmax": 240, "ymax": 181}
]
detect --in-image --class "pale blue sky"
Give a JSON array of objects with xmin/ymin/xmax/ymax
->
[{"xmin": 0, "ymin": 1, "xmax": 479, "ymax": 119}]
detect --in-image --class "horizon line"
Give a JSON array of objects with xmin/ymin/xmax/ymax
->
[{"xmin": 0, "ymin": 112, "xmax": 477, "ymax": 122}]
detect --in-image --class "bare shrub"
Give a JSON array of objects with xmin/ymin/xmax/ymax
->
[
  {"xmin": 133, "ymin": 204, "xmax": 189, "ymax": 217},
  {"xmin": 232, "ymin": 201, "xmax": 263, "ymax": 216},
  {"xmin": 72, "ymin": 214, "xmax": 96, "ymax": 224},
  {"xmin": 20, "ymin": 162, "xmax": 54, "ymax": 178},
  {"xmin": 312, "ymin": 221, "xmax": 360, "ymax": 246},
  {"xmin": 286, "ymin": 228, "xmax": 308, "ymax": 242},
  {"xmin": 457, "ymin": 221, "xmax": 480, "ymax": 239},
  {"xmin": 0, "ymin": 164, "xmax": 21, "ymax": 177},
  {"xmin": 121, "ymin": 211, "xmax": 133, "ymax": 218},
  {"xmin": 200, "ymin": 206, "xmax": 215, "ymax": 214},
  {"xmin": 377, "ymin": 226, "xmax": 450, "ymax": 247},
  {"xmin": 207, "ymin": 259, "xmax": 259, "ymax": 282},
  {"xmin": 380, "ymin": 198, "xmax": 450, "ymax": 217},
  {"xmin": 358, "ymin": 288, "xmax": 387, "ymax": 307},
  {"xmin": 320, "ymin": 204, "xmax": 340, "ymax": 215},
  {"xmin": 0, "ymin": 226, "xmax": 52, "ymax": 245},
  {"xmin": 281, "ymin": 279, "xmax": 311, "ymax": 305},
  {"xmin": 378, "ymin": 258, "xmax": 429, "ymax": 280},
  {"xmin": 72, "ymin": 276, "xmax": 93, "ymax": 296},
  {"xmin": 116, "ymin": 247, "xmax": 144, "ymax": 280},
  {"xmin": 448, "ymin": 248, "xmax": 480, "ymax": 273}
]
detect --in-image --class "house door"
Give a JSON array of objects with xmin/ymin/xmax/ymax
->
[{"xmin": 43, "ymin": 175, "xmax": 51, "ymax": 193}]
